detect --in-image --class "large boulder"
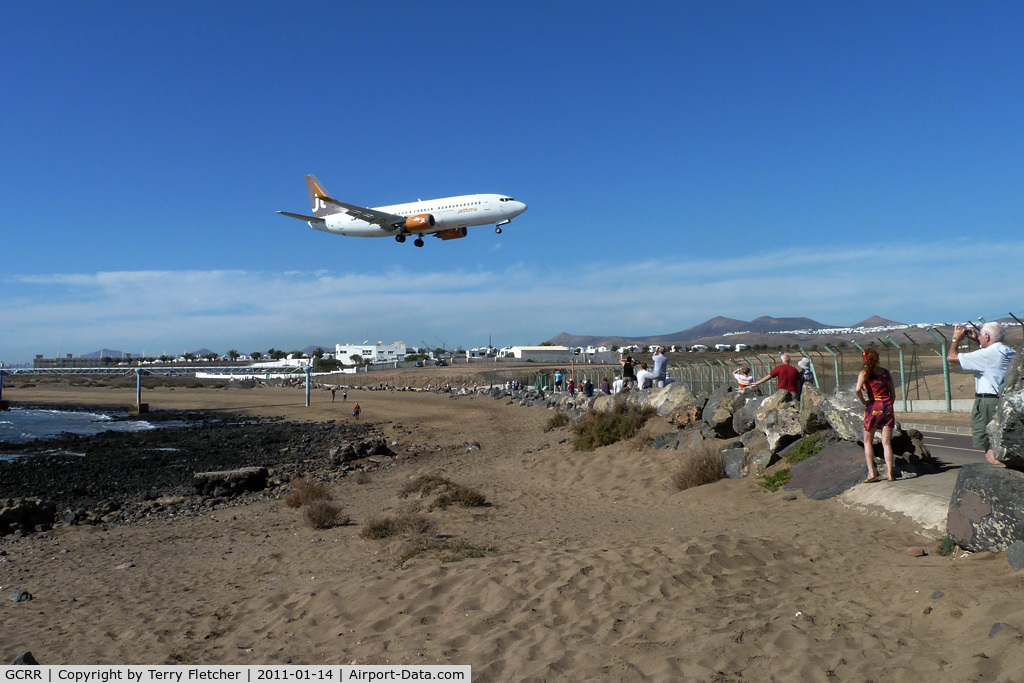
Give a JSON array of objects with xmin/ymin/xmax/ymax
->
[
  {"xmin": 329, "ymin": 437, "xmax": 392, "ymax": 464},
  {"xmin": 754, "ymin": 391, "xmax": 803, "ymax": 454},
  {"xmin": 799, "ymin": 383, "xmax": 830, "ymax": 434},
  {"xmin": 192, "ymin": 467, "xmax": 269, "ymax": 498},
  {"xmin": 702, "ymin": 385, "xmax": 733, "ymax": 428},
  {"xmin": 705, "ymin": 389, "xmax": 748, "ymax": 438},
  {"xmin": 647, "ymin": 383, "xmax": 703, "ymax": 426},
  {"xmin": 947, "ymin": 464, "xmax": 1024, "ymax": 552},
  {"xmin": 785, "ymin": 441, "xmax": 867, "ymax": 500},
  {"xmin": 820, "ymin": 390, "xmax": 865, "ymax": 442},
  {"xmin": 732, "ymin": 393, "xmax": 767, "ymax": 436},
  {"xmin": 738, "ymin": 430, "xmax": 773, "ymax": 476},
  {"xmin": 988, "ymin": 351, "xmax": 1024, "ymax": 470}
]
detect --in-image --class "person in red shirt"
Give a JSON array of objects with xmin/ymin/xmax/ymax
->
[{"xmin": 748, "ymin": 353, "xmax": 802, "ymax": 395}]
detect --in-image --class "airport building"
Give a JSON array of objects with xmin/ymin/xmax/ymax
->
[
  {"xmin": 507, "ymin": 346, "xmax": 574, "ymax": 362},
  {"xmin": 334, "ymin": 341, "xmax": 407, "ymax": 365}
]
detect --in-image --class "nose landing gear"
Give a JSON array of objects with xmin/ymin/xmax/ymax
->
[{"xmin": 495, "ymin": 227, "xmax": 503, "ymax": 234}]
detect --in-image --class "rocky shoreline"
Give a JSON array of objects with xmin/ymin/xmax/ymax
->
[{"xmin": 0, "ymin": 409, "xmax": 389, "ymax": 535}]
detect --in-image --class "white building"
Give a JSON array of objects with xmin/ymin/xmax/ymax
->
[
  {"xmin": 335, "ymin": 341, "xmax": 406, "ymax": 365},
  {"xmin": 690, "ymin": 344, "xmax": 708, "ymax": 352},
  {"xmin": 734, "ymin": 344, "xmax": 749, "ymax": 352},
  {"xmin": 508, "ymin": 346, "xmax": 573, "ymax": 361},
  {"xmin": 714, "ymin": 344, "xmax": 732, "ymax": 352}
]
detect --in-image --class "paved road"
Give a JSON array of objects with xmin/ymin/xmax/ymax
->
[{"xmin": 917, "ymin": 430, "xmax": 984, "ymax": 467}]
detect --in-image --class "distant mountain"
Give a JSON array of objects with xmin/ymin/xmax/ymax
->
[
  {"xmin": 303, "ymin": 344, "xmax": 335, "ymax": 355},
  {"xmin": 82, "ymin": 348, "xmax": 133, "ymax": 359},
  {"xmin": 851, "ymin": 315, "xmax": 905, "ymax": 328}
]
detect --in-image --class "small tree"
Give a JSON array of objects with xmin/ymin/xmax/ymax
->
[
  {"xmin": 228, "ymin": 349, "xmax": 240, "ymax": 361},
  {"xmin": 349, "ymin": 354, "xmax": 364, "ymax": 366},
  {"xmin": 314, "ymin": 347, "xmax": 325, "ymax": 360},
  {"xmin": 250, "ymin": 351, "xmax": 261, "ymax": 361},
  {"xmin": 182, "ymin": 352, "xmax": 196, "ymax": 362}
]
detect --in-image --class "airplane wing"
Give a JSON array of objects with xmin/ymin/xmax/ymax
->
[
  {"xmin": 277, "ymin": 211, "xmax": 324, "ymax": 222},
  {"xmin": 319, "ymin": 197, "xmax": 404, "ymax": 231}
]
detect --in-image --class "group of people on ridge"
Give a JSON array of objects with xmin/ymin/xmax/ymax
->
[{"xmin": 732, "ymin": 322, "xmax": 1016, "ymax": 482}]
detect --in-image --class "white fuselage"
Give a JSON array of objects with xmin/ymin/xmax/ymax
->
[{"xmin": 314, "ymin": 194, "xmax": 527, "ymax": 237}]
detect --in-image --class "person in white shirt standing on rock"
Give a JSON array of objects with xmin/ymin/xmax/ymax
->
[{"xmin": 948, "ymin": 322, "xmax": 1017, "ymax": 465}]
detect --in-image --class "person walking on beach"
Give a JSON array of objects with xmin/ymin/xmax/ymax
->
[
  {"xmin": 342, "ymin": 390, "xmax": 347, "ymax": 403},
  {"xmin": 855, "ymin": 348, "xmax": 895, "ymax": 482},
  {"xmin": 331, "ymin": 386, "xmax": 336, "ymax": 402},
  {"xmin": 351, "ymin": 403, "xmax": 360, "ymax": 419},
  {"xmin": 948, "ymin": 322, "xmax": 1016, "ymax": 465}
]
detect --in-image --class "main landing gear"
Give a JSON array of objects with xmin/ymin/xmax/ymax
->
[
  {"xmin": 414, "ymin": 237, "xmax": 424, "ymax": 247},
  {"xmin": 395, "ymin": 235, "xmax": 406, "ymax": 243}
]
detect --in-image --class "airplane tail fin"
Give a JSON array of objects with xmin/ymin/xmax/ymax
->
[{"xmin": 305, "ymin": 175, "xmax": 344, "ymax": 218}]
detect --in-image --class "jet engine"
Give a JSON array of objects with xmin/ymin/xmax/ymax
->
[
  {"xmin": 405, "ymin": 214, "xmax": 436, "ymax": 232},
  {"xmin": 437, "ymin": 227, "xmax": 468, "ymax": 240}
]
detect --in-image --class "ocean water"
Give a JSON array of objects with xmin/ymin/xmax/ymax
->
[{"xmin": 0, "ymin": 407, "xmax": 157, "ymax": 455}]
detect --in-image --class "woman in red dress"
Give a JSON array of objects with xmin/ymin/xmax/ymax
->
[{"xmin": 854, "ymin": 348, "xmax": 896, "ymax": 482}]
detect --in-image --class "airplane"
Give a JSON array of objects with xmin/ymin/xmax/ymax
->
[{"xmin": 278, "ymin": 175, "xmax": 527, "ymax": 247}]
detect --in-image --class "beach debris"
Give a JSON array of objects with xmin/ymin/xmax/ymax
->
[
  {"xmin": 9, "ymin": 589, "xmax": 33, "ymax": 603},
  {"xmin": 0, "ymin": 498, "xmax": 57, "ymax": 536},
  {"xmin": 115, "ymin": 561, "xmax": 135, "ymax": 570},
  {"xmin": 10, "ymin": 651, "xmax": 38, "ymax": 665},
  {"xmin": 907, "ymin": 547, "xmax": 927, "ymax": 557},
  {"xmin": 465, "ymin": 441, "xmax": 481, "ymax": 452}
]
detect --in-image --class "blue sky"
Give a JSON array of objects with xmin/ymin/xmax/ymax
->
[{"xmin": 3, "ymin": 2, "xmax": 1024, "ymax": 362}]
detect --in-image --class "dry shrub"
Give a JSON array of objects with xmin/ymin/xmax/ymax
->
[
  {"xmin": 545, "ymin": 412, "xmax": 571, "ymax": 431},
  {"xmin": 360, "ymin": 513, "xmax": 436, "ymax": 540},
  {"xmin": 670, "ymin": 442, "xmax": 724, "ymax": 491},
  {"xmin": 302, "ymin": 500, "xmax": 349, "ymax": 529},
  {"xmin": 399, "ymin": 474, "xmax": 453, "ymax": 498},
  {"xmin": 401, "ymin": 474, "xmax": 488, "ymax": 509},
  {"xmin": 351, "ymin": 471, "xmax": 371, "ymax": 485},
  {"xmin": 430, "ymin": 485, "xmax": 487, "ymax": 510},
  {"xmin": 283, "ymin": 477, "xmax": 331, "ymax": 508},
  {"xmin": 572, "ymin": 404, "xmax": 655, "ymax": 451}
]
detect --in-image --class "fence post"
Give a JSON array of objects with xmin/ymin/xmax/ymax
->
[
  {"xmin": 700, "ymin": 360, "xmax": 713, "ymax": 392},
  {"xmin": 758, "ymin": 355, "xmax": 777, "ymax": 393},
  {"xmin": 886, "ymin": 336, "xmax": 907, "ymax": 413},
  {"xmin": 926, "ymin": 327, "xmax": 952, "ymax": 412},
  {"xmin": 823, "ymin": 345, "xmax": 841, "ymax": 393}
]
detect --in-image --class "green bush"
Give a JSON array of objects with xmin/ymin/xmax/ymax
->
[
  {"xmin": 572, "ymin": 404, "xmax": 655, "ymax": 451},
  {"xmin": 785, "ymin": 434, "xmax": 824, "ymax": 466},
  {"xmin": 759, "ymin": 469, "xmax": 792, "ymax": 492},
  {"xmin": 937, "ymin": 535, "xmax": 957, "ymax": 556}
]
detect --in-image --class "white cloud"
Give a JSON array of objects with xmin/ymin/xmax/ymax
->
[{"xmin": 3, "ymin": 240, "xmax": 1023, "ymax": 362}]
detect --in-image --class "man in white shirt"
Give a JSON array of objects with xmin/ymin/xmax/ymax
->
[
  {"xmin": 948, "ymin": 322, "xmax": 1017, "ymax": 465},
  {"xmin": 635, "ymin": 362, "xmax": 658, "ymax": 390}
]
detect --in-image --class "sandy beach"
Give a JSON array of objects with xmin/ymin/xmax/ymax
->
[{"xmin": 2, "ymin": 378, "xmax": 1023, "ymax": 681}]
